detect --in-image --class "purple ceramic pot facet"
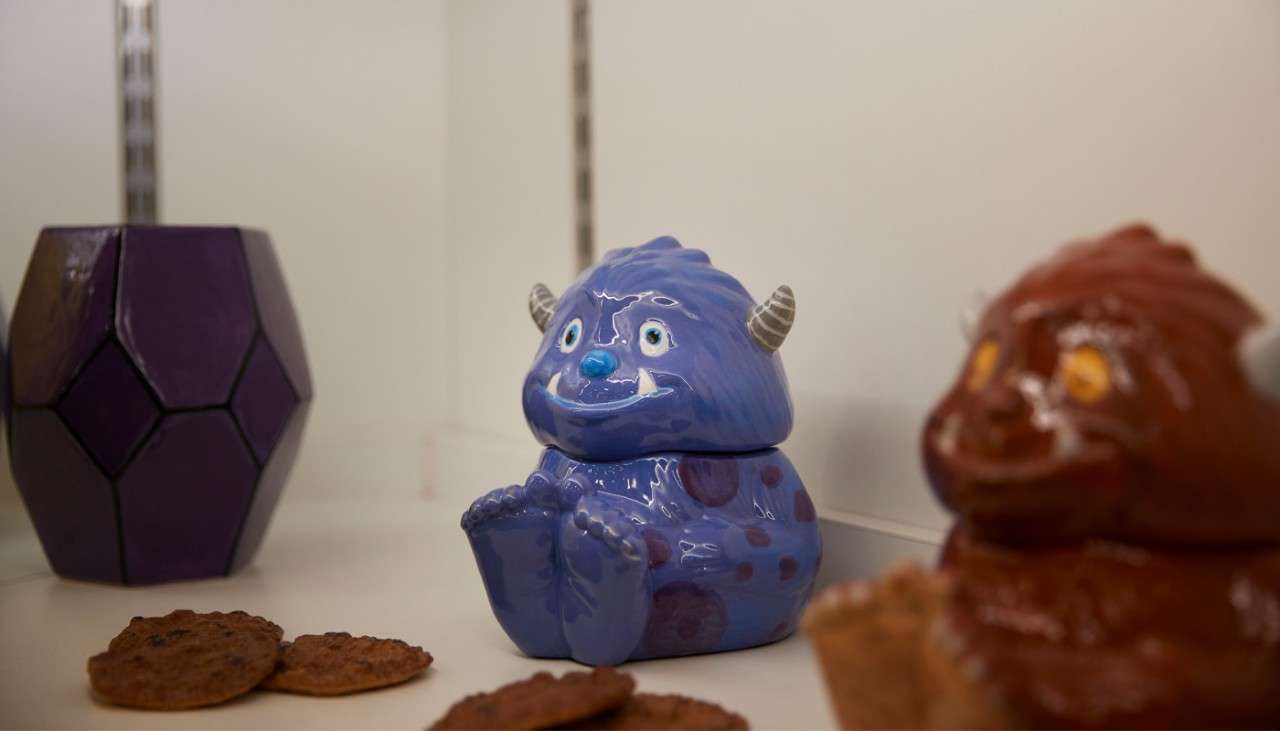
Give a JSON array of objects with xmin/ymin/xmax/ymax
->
[{"xmin": 8, "ymin": 226, "xmax": 311, "ymax": 585}]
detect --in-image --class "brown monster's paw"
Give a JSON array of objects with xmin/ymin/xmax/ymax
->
[{"xmin": 803, "ymin": 564, "xmax": 1013, "ymax": 730}]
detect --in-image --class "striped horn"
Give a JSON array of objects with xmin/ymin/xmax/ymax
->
[
  {"xmin": 748, "ymin": 285, "xmax": 795, "ymax": 352},
  {"xmin": 528, "ymin": 283, "xmax": 558, "ymax": 332},
  {"xmin": 1243, "ymin": 322, "xmax": 1280, "ymax": 401}
]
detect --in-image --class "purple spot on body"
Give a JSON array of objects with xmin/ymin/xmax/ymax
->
[
  {"xmin": 769, "ymin": 622, "xmax": 790, "ymax": 640},
  {"xmin": 760, "ymin": 465, "xmax": 783, "ymax": 488},
  {"xmin": 736, "ymin": 562, "xmax": 753, "ymax": 582},
  {"xmin": 745, "ymin": 526, "xmax": 771, "ymax": 547},
  {"xmin": 642, "ymin": 528, "xmax": 671, "ymax": 568},
  {"xmin": 677, "ymin": 456, "xmax": 740, "ymax": 507},
  {"xmin": 643, "ymin": 581, "xmax": 728, "ymax": 656},
  {"xmin": 779, "ymin": 556, "xmax": 799, "ymax": 581},
  {"xmin": 794, "ymin": 489, "xmax": 816, "ymax": 522}
]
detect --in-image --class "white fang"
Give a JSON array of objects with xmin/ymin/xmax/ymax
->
[{"xmin": 637, "ymin": 367, "xmax": 657, "ymax": 396}]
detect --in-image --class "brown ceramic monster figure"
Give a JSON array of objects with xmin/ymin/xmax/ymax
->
[{"xmin": 804, "ymin": 225, "xmax": 1280, "ymax": 729}]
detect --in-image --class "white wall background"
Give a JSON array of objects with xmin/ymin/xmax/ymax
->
[
  {"xmin": 0, "ymin": 0, "xmax": 119, "ymax": 506},
  {"xmin": 592, "ymin": 0, "xmax": 1280, "ymax": 533},
  {"xmin": 158, "ymin": 0, "xmax": 449, "ymax": 499},
  {"xmin": 436, "ymin": 0, "xmax": 576, "ymax": 496},
  {"xmin": 2, "ymin": 1, "xmax": 1279, "ymax": 544}
]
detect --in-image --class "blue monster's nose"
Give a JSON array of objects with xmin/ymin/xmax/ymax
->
[{"xmin": 579, "ymin": 349, "xmax": 618, "ymax": 379}]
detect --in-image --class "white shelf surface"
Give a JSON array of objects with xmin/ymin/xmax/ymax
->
[{"xmin": 0, "ymin": 494, "xmax": 836, "ymax": 729}]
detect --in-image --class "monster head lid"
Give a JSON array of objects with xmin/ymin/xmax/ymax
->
[
  {"xmin": 923, "ymin": 224, "xmax": 1280, "ymax": 548},
  {"xmin": 520, "ymin": 236, "xmax": 795, "ymax": 460}
]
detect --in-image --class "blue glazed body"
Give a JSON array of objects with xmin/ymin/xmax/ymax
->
[{"xmin": 462, "ymin": 237, "xmax": 821, "ymax": 665}]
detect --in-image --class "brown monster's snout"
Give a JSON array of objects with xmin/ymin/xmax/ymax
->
[
  {"xmin": 957, "ymin": 380, "xmax": 1056, "ymax": 461},
  {"xmin": 924, "ymin": 371, "xmax": 1059, "ymax": 478},
  {"xmin": 923, "ymin": 223, "xmax": 1280, "ymax": 547},
  {"xmin": 922, "ymin": 369, "xmax": 1131, "ymax": 546}
]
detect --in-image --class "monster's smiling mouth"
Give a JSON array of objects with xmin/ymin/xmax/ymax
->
[
  {"xmin": 930, "ymin": 412, "xmax": 1120, "ymax": 485},
  {"xmin": 545, "ymin": 368, "xmax": 673, "ymax": 411}
]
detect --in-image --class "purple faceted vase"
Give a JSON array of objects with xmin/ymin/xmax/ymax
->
[{"xmin": 8, "ymin": 226, "xmax": 312, "ymax": 585}]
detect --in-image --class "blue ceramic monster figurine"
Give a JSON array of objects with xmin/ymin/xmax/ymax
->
[{"xmin": 461, "ymin": 236, "xmax": 821, "ymax": 666}]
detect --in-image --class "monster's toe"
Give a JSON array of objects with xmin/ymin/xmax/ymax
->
[
  {"xmin": 602, "ymin": 518, "xmax": 643, "ymax": 559},
  {"xmin": 524, "ymin": 470, "xmax": 558, "ymax": 509},
  {"xmin": 500, "ymin": 484, "xmax": 526, "ymax": 511},
  {"xmin": 572, "ymin": 500, "xmax": 641, "ymax": 559}
]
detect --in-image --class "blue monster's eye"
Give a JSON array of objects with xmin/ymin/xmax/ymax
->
[
  {"xmin": 559, "ymin": 318, "xmax": 584, "ymax": 354},
  {"xmin": 638, "ymin": 320, "xmax": 671, "ymax": 357}
]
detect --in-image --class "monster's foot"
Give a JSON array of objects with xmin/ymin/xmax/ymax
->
[
  {"xmin": 558, "ymin": 496, "xmax": 652, "ymax": 666},
  {"xmin": 464, "ymin": 471, "xmax": 570, "ymax": 658}
]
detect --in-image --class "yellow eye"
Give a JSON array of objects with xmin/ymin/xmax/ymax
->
[
  {"xmin": 1060, "ymin": 345, "xmax": 1111, "ymax": 404},
  {"xmin": 966, "ymin": 339, "xmax": 999, "ymax": 391}
]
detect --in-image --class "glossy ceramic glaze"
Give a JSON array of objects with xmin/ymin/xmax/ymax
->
[
  {"xmin": 463, "ymin": 237, "xmax": 821, "ymax": 665},
  {"xmin": 8, "ymin": 226, "xmax": 311, "ymax": 585},
  {"xmin": 522, "ymin": 237, "xmax": 794, "ymax": 460},
  {"xmin": 922, "ymin": 225, "xmax": 1280, "ymax": 727},
  {"xmin": 936, "ymin": 526, "xmax": 1280, "ymax": 728},
  {"xmin": 924, "ymin": 224, "xmax": 1280, "ymax": 547}
]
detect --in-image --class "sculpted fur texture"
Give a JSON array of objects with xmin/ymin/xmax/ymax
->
[{"xmin": 463, "ymin": 237, "xmax": 820, "ymax": 666}]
